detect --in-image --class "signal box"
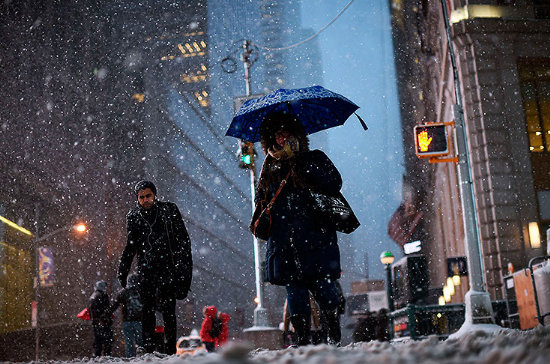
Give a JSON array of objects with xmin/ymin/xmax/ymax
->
[{"xmin": 414, "ymin": 123, "xmax": 450, "ymax": 158}]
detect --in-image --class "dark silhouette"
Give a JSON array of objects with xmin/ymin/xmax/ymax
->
[
  {"xmin": 89, "ymin": 280, "xmax": 113, "ymax": 357},
  {"xmin": 252, "ymin": 112, "xmax": 344, "ymax": 346},
  {"xmin": 110, "ymin": 274, "xmax": 143, "ymax": 357},
  {"xmin": 118, "ymin": 180, "xmax": 193, "ymax": 354}
]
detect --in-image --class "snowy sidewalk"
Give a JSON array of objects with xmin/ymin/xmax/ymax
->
[{"xmin": 33, "ymin": 326, "xmax": 550, "ymax": 364}]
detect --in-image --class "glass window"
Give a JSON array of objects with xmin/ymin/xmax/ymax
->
[{"xmin": 518, "ymin": 60, "xmax": 550, "ymax": 152}]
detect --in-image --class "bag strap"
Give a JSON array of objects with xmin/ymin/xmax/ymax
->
[{"xmin": 265, "ymin": 169, "xmax": 292, "ymax": 213}]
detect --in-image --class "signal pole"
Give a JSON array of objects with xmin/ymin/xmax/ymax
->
[
  {"xmin": 240, "ymin": 40, "xmax": 270, "ymax": 328},
  {"xmin": 440, "ymin": 0, "xmax": 499, "ymax": 337}
]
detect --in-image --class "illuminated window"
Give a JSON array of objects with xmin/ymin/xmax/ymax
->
[
  {"xmin": 194, "ymin": 91, "xmax": 209, "ymax": 107},
  {"xmin": 518, "ymin": 60, "xmax": 550, "ymax": 153}
]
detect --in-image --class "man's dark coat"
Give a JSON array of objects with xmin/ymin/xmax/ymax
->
[{"xmin": 118, "ymin": 201, "xmax": 192, "ymax": 300}]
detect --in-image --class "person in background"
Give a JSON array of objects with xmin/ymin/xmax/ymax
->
[
  {"xmin": 89, "ymin": 280, "xmax": 113, "ymax": 357},
  {"xmin": 110, "ymin": 274, "xmax": 143, "ymax": 357},
  {"xmin": 216, "ymin": 311, "xmax": 231, "ymax": 348},
  {"xmin": 199, "ymin": 306, "xmax": 218, "ymax": 352},
  {"xmin": 154, "ymin": 310, "xmax": 166, "ymax": 353}
]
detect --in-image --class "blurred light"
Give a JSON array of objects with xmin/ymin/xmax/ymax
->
[
  {"xmin": 453, "ymin": 275, "xmax": 461, "ymax": 286},
  {"xmin": 529, "ymin": 222, "xmax": 541, "ymax": 248},
  {"xmin": 178, "ymin": 44, "xmax": 186, "ymax": 54},
  {"xmin": 132, "ymin": 93, "xmax": 145, "ymax": 103},
  {"xmin": 443, "ymin": 286, "xmax": 451, "ymax": 302},
  {"xmin": 253, "ymin": 296, "xmax": 259, "ymax": 304},
  {"xmin": 0, "ymin": 215, "xmax": 33, "ymax": 236},
  {"xmin": 74, "ymin": 223, "xmax": 87, "ymax": 233},
  {"xmin": 450, "ymin": 5, "xmax": 505, "ymax": 24},
  {"xmin": 438, "ymin": 296, "xmax": 446, "ymax": 306},
  {"xmin": 446, "ymin": 277, "xmax": 455, "ymax": 295},
  {"xmin": 380, "ymin": 251, "xmax": 395, "ymax": 265},
  {"xmin": 437, "ymin": 313, "xmax": 442, "ymax": 318}
]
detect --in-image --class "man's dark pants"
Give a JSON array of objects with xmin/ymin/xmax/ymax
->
[
  {"xmin": 140, "ymin": 277, "xmax": 177, "ymax": 354},
  {"xmin": 92, "ymin": 324, "xmax": 113, "ymax": 357}
]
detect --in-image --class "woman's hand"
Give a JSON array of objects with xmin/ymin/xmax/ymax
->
[{"xmin": 268, "ymin": 136, "xmax": 300, "ymax": 160}]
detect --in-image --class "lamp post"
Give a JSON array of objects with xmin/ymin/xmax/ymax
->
[
  {"xmin": 34, "ymin": 222, "xmax": 87, "ymax": 361},
  {"xmin": 380, "ymin": 251, "xmax": 395, "ymax": 312},
  {"xmin": 236, "ymin": 40, "xmax": 271, "ymax": 328},
  {"xmin": 439, "ymin": 0, "xmax": 499, "ymax": 337}
]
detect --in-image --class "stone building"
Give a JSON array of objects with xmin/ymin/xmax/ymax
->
[{"xmin": 389, "ymin": 0, "xmax": 550, "ymax": 303}]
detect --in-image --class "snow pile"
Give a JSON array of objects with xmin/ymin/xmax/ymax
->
[{"xmin": 27, "ymin": 326, "xmax": 550, "ymax": 364}]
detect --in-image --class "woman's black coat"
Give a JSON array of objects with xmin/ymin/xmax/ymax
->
[
  {"xmin": 118, "ymin": 201, "xmax": 192, "ymax": 300},
  {"xmin": 256, "ymin": 150, "xmax": 342, "ymax": 286}
]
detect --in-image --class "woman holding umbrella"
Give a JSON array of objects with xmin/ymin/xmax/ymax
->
[{"xmin": 251, "ymin": 111, "xmax": 343, "ymax": 346}]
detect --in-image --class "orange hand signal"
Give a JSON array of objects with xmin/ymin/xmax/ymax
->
[{"xmin": 418, "ymin": 131, "xmax": 432, "ymax": 152}]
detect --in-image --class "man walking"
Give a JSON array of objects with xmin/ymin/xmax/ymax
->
[
  {"xmin": 89, "ymin": 280, "xmax": 113, "ymax": 357},
  {"xmin": 110, "ymin": 274, "xmax": 143, "ymax": 357},
  {"xmin": 118, "ymin": 180, "xmax": 193, "ymax": 354}
]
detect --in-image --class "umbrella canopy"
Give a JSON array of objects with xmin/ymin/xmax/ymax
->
[{"xmin": 226, "ymin": 85, "xmax": 360, "ymax": 142}]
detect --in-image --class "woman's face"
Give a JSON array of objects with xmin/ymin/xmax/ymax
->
[{"xmin": 275, "ymin": 130, "xmax": 292, "ymax": 147}]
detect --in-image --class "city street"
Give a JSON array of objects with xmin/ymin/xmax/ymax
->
[
  {"xmin": 22, "ymin": 326, "xmax": 549, "ymax": 363},
  {"xmin": 2, "ymin": 0, "xmax": 550, "ymax": 362}
]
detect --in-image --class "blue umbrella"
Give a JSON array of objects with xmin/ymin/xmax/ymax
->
[{"xmin": 226, "ymin": 85, "xmax": 365, "ymax": 142}]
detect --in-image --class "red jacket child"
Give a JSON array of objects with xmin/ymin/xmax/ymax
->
[
  {"xmin": 216, "ymin": 312, "xmax": 231, "ymax": 347},
  {"xmin": 200, "ymin": 306, "xmax": 218, "ymax": 352}
]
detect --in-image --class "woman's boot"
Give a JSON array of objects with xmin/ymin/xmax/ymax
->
[
  {"xmin": 321, "ymin": 309, "xmax": 341, "ymax": 346},
  {"xmin": 289, "ymin": 314, "xmax": 311, "ymax": 346}
]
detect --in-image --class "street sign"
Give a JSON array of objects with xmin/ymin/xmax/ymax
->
[
  {"xmin": 404, "ymin": 240, "xmax": 422, "ymax": 255},
  {"xmin": 37, "ymin": 247, "xmax": 55, "ymax": 287},
  {"xmin": 414, "ymin": 123, "xmax": 450, "ymax": 158}
]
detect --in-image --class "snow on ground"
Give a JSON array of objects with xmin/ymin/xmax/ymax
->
[{"xmin": 22, "ymin": 326, "xmax": 550, "ymax": 364}]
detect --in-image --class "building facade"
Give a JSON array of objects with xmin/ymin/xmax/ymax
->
[{"xmin": 390, "ymin": 0, "xmax": 550, "ymax": 303}]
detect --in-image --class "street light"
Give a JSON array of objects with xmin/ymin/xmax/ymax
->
[
  {"xmin": 380, "ymin": 251, "xmax": 395, "ymax": 312},
  {"xmin": 74, "ymin": 223, "xmax": 87, "ymax": 233},
  {"xmin": 34, "ymin": 221, "xmax": 88, "ymax": 361}
]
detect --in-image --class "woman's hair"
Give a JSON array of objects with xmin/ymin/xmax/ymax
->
[
  {"xmin": 258, "ymin": 110, "xmax": 310, "ymax": 191},
  {"xmin": 259, "ymin": 111, "xmax": 309, "ymax": 155}
]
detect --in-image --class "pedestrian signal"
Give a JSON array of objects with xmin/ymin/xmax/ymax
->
[{"xmin": 414, "ymin": 123, "xmax": 449, "ymax": 158}]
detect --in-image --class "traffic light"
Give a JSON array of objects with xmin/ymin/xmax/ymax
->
[
  {"xmin": 238, "ymin": 141, "xmax": 255, "ymax": 169},
  {"xmin": 414, "ymin": 123, "xmax": 450, "ymax": 158}
]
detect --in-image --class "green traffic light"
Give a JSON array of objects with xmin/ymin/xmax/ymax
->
[{"xmin": 242, "ymin": 155, "xmax": 252, "ymax": 165}]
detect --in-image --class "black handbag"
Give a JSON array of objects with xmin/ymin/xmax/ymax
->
[
  {"xmin": 308, "ymin": 190, "xmax": 360, "ymax": 234},
  {"xmin": 250, "ymin": 169, "xmax": 292, "ymax": 240}
]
